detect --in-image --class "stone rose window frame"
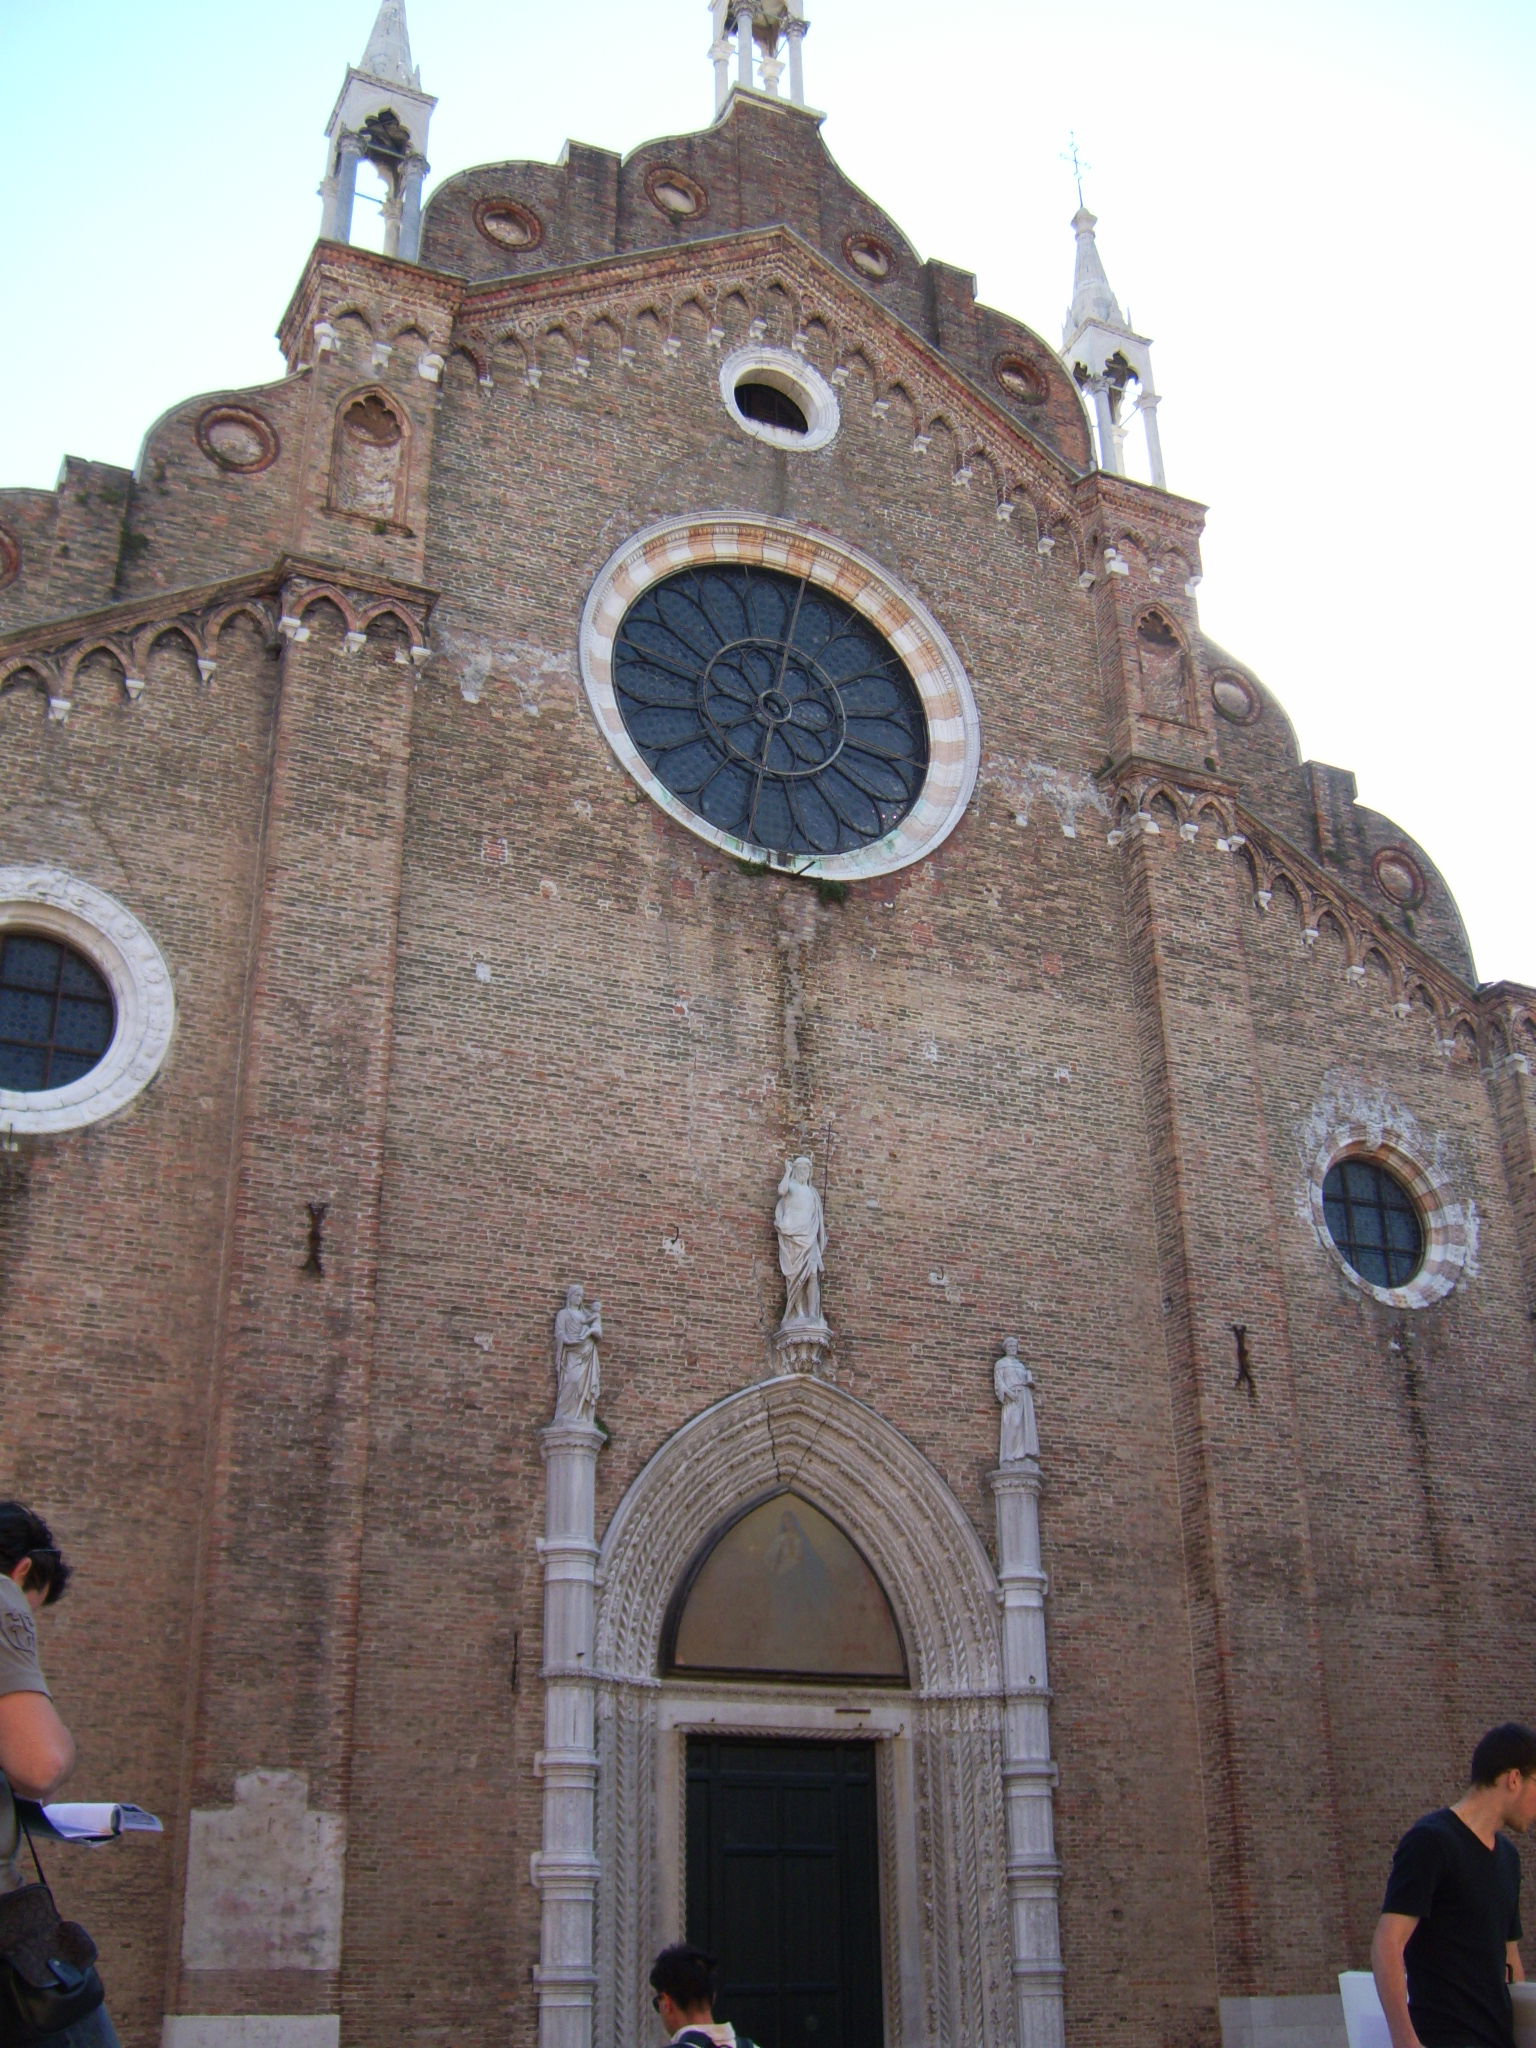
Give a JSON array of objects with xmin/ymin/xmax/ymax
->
[
  {"xmin": 1306, "ymin": 1126, "xmax": 1472, "ymax": 1309},
  {"xmin": 0, "ymin": 867, "xmax": 176, "ymax": 1137},
  {"xmin": 579, "ymin": 514, "xmax": 981, "ymax": 882}
]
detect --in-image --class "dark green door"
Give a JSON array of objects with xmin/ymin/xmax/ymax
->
[{"xmin": 686, "ymin": 1737, "xmax": 884, "ymax": 2048}]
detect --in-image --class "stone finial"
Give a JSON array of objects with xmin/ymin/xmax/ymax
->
[
  {"xmin": 359, "ymin": 0, "xmax": 421, "ymax": 87},
  {"xmin": 1066, "ymin": 208, "xmax": 1123, "ymax": 334}
]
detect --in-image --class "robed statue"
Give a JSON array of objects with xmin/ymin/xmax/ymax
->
[
  {"xmin": 553, "ymin": 1284, "xmax": 603, "ymax": 1423},
  {"xmin": 775, "ymin": 1156, "xmax": 827, "ymax": 1328},
  {"xmin": 994, "ymin": 1336, "xmax": 1039, "ymax": 1464}
]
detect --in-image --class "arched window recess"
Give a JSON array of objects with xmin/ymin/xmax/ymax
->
[{"xmin": 662, "ymin": 1488, "xmax": 909, "ymax": 1685}]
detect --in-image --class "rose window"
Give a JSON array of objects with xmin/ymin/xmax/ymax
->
[{"xmin": 610, "ymin": 565, "xmax": 930, "ymax": 859}]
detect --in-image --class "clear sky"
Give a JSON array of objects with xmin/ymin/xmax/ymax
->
[{"xmin": 5, "ymin": 0, "xmax": 1533, "ymax": 983}]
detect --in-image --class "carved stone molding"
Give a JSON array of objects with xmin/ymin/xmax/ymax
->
[
  {"xmin": 590, "ymin": 1374, "xmax": 1019, "ymax": 2048},
  {"xmin": 1099, "ymin": 759, "xmax": 1534, "ymax": 1060},
  {"xmin": 453, "ymin": 230, "xmax": 1096, "ymax": 544},
  {"xmin": 0, "ymin": 557, "xmax": 437, "ymax": 716}
]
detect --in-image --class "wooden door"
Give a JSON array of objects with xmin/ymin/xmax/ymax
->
[{"xmin": 686, "ymin": 1736, "xmax": 884, "ymax": 2048}]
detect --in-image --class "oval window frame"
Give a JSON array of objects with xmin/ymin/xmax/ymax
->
[
  {"xmin": 0, "ymin": 868, "xmax": 176, "ymax": 1137},
  {"xmin": 1306, "ymin": 1128, "xmax": 1472, "ymax": 1308},
  {"xmin": 718, "ymin": 346, "xmax": 840, "ymax": 452}
]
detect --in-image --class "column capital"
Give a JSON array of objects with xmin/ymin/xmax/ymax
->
[{"xmin": 541, "ymin": 1418, "xmax": 606, "ymax": 1458}]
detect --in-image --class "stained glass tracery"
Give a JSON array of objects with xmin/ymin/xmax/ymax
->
[{"xmin": 611, "ymin": 564, "xmax": 930, "ymax": 859}]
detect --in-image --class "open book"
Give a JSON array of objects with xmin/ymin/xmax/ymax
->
[{"xmin": 21, "ymin": 1801, "xmax": 163, "ymax": 1843}]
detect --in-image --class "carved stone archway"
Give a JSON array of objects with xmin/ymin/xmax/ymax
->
[{"xmin": 586, "ymin": 1373, "xmax": 1053, "ymax": 2048}]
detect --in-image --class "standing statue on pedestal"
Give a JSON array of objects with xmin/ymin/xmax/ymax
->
[
  {"xmin": 994, "ymin": 1336, "xmax": 1039, "ymax": 1464},
  {"xmin": 553, "ymin": 1284, "xmax": 603, "ymax": 1423},
  {"xmin": 775, "ymin": 1156, "xmax": 827, "ymax": 1328}
]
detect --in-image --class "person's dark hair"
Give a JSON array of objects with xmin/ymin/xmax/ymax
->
[
  {"xmin": 649, "ymin": 1943, "xmax": 716, "ymax": 2013},
  {"xmin": 1470, "ymin": 1724, "xmax": 1536, "ymax": 1786},
  {"xmin": 0, "ymin": 1503, "xmax": 71, "ymax": 1606}
]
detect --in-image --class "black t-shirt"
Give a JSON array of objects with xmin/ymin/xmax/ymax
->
[{"xmin": 1382, "ymin": 1808, "xmax": 1523, "ymax": 2048}]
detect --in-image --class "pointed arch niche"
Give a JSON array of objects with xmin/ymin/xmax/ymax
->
[
  {"xmin": 584, "ymin": 1373, "xmax": 1062, "ymax": 2048},
  {"xmin": 328, "ymin": 388, "xmax": 409, "ymax": 528}
]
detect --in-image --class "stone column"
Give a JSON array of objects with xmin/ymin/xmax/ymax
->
[
  {"xmin": 1087, "ymin": 376, "xmax": 1120, "ymax": 475},
  {"xmin": 535, "ymin": 1416, "xmax": 606, "ymax": 2048},
  {"xmin": 711, "ymin": 0, "xmax": 733, "ymax": 108},
  {"xmin": 398, "ymin": 157, "xmax": 427, "ymax": 264},
  {"xmin": 320, "ymin": 131, "xmax": 363, "ymax": 246},
  {"xmin": 735, "ymin": 4, "xmax": 756, "ymax": 90},
  {"xmin": 1139, "ymin": 391, "xmax": 1167, "ymax": 488},
  {"xmin": 379, "ymin": 170, "xmax": 404, "ymax": 260},
  {"xmin": 786, "ymin": 16, "xmax": 807, "ymax": 104},
  {"xmin": 991, "ymin": 1457, "xmax": 1064, "ymax": 2048}
]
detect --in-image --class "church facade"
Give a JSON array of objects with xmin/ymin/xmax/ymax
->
[{"xmin": 3, "ymin": 8, "xmax": 1534, "ymax": 2048}]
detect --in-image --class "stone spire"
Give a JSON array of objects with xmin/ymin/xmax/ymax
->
[
  {"xmin": 318, "ymin": 0, "xmax": 436, "ymax": 262},
  {"xmin": 359, "ymin": 0, "xmax": 421, "ymax": 89},
  {"xmin": 1060, "ymin": 206, "xmax": 1166, "ymax": 489},
  {"xmin": 1065, "ymin": 208, "xmax": 1124, "ymax": 334}
]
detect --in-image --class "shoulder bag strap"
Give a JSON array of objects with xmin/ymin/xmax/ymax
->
[{"xmin": 14, "ymin": 1806, "xmax": 50, "ymax": 1892}]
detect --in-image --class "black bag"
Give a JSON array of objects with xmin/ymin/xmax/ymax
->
[{"xmin": 0, "ymin": 1809, "xmax": 105, "ymax": 2046}]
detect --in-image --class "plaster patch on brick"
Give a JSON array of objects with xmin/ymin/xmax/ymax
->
[
  {"xmin": 432, "ymin": 624, "xmax": 573, "ymax": 712},
  {"xmin": 982, "ymin": 756, "xmax": 1110, "ymax": 840},
  {"xmin": 164, "ymin": 2023, "xmax": 339, "ymax": 2048},
  {"xmin": 181, "ymin": 1770, "xmax": 344, "ymax": 1972}
]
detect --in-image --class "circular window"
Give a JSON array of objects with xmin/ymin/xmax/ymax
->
[
  {"xmin": 0, "ymin": 935, "xmax": 114, "ymax": 1091},
  {"xmin": 844, "ymin": 233, "xmax": 894, "ymax": 282},
  {"xmin": 993, "ymin": 354, "xmax": 1047, "ymax": 405},
  {"xmin": 580, "ymin": 516, "xmax": 981, "ymax": 880},
  {"xmin": 1373, "ymin": 848, "xmax": 1425, "ymax": 909},
  {"xmin": 644, "ymin": 166, "xmax": 707, "ymax": 220},
  {"xmin": 195, "ymin": 406, "xmax": 279, "ymax": 475},
  {"xmin": 719, "ymin": 347, "xmax": 839, "ymax": 452},
  {"xmin": 611, "ymin": 564, "xmax": 928, "ymax": 859},
  {"xmin": 0, "ymin": 869, "xmax": 176, "ymax": 1137},
  {"xmin": 1211, "ymin": 672, "xmax": 1261, "ymax": 724},
  {"xmin": 474, "ymin": 198, "xmax": 544, "ymax": 252},
  {"xmin": 1303, "ymin": 1119, "xmax": 1472, "ymax": 1310},
  {"xmin": 1322, "ymin": 1158, "xmax": 1423, "ymax": 1289}
]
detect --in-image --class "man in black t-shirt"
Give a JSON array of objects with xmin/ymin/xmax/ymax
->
[{"xmin": 1373, "ymin": 1724, "xmax": 1536, "ymax": 2048}]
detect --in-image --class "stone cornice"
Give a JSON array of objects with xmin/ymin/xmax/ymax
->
[
  {"xmin": 1100, "ymin": 758, "xmax": 1533, "ymax": 1051},
  {"xmin": 450, "ymin": 225, "xmax": 1097, "ymax": 532},
  {"xmin": 277, "ymin": 240, "xmax": 466, "ymax": 366},
  {"xmin": 0, "ymin": 556, "xmax": 439, "ymax": 714}
]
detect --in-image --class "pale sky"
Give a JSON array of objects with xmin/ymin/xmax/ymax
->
[{"xmin": 5, "ymin": 0, "xmax": 1532, "ymax": 984}]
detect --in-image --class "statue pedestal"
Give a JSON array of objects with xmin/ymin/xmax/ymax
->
[
  {"xmin": 535, "ymin": 1416, "xmax": 606, "ymax": 2048},
  {"xmin": 772, "ymin": 1317, "xmax": 832, "ymax": 1374}
]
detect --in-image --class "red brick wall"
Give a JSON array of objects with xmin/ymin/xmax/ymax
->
[{"xmin": 2, "ymin": 96, "xmax": 1533, "ymax": 2048}]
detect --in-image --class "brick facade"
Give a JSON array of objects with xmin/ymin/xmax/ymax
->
[{"xmin": 2, "ymin": 77, "xmax": 1533, "ymax": 2048}]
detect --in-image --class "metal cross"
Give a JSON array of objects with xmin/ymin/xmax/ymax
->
[{"xmin": 1061, "ymin": 132, "xmax": 1091, "ymax": 207}]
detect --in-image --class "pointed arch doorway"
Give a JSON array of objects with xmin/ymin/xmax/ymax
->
[
  {"xmin": 663, "ymin": 1489, "xmax": 906, "ymax": 2045},
  {"xmin": 587, "ymin": 1373, "xmax": 1050, "ymax": 2048}
]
